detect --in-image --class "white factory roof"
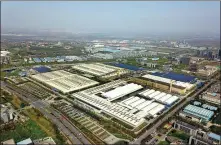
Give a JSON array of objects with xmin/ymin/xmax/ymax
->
[
  {"xmin": 31, "ymin": 70, "xmax": 99, "ymax": 94},
  {"xmin": 135, "ymin": 100, "xmax": 153, "ymax": 110},
  {"xmin": 148, "ymin": 91, "xmax": 161, "ymax": 98},
  {"xmin": 123, "ymin": 96, "xmax": 140, "ymax": 105},
  {"xmin": 1, "ymin": 51, "xmax": 10, "ymax": 56},
  {"xmin": 148, "ymin": 104, "xmax": 165, "ymax": 116},
  {"xmin": 153, "ymin": 92, "xmax": 166, "ymax": 100},
  {"xmin": 142, "ymin": 102, "xmax": 159, "ymax": 112},
  {"xmin": 139, "ymin": 88, "xmax": 179, "ymax": 105},
  {"xmin": 139, "ymin": 89, "xmax": 155, "ymax": 97},
  {"xmin": 72, "ymin": 63, "xmax": 122, "ymax": 76},
  {"xmin": 135, "ymin": 103, "xmax": 165, "ymax": 118},
  {"xmin": 129, "ymin": 98, "xmax": 146, "ymax": 108},
  {"xmin": 164, "ymin": 96, "xmax": 179, "ymax": 105},
  {"xmin": 102, "ymin": 83, "xmax": 143, "ymax": 101},
  {"xmin": 73, "ymin": 92, "xmax": 145, "ymax": 127},
  {"xmin": 142, "ymin": 74, "xmax": 194, "ymax": 90},
  {"xmin": 160, "ymin": 94, "xmax": 172, "ymax": 103}
]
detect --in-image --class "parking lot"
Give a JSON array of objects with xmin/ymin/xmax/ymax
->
[{"xmin": 18, "ymin": 82, "xmax": 51, "ymax": 99}]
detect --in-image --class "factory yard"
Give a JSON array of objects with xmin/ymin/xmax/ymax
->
[{"xmin": 30, "ymin": 70, "xmax": 99, "ymax": 94}]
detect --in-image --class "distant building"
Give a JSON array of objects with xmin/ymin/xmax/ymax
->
[
  {"xmin": 179, "ymin": 57, "xmax": 190, "ymax": 65},
  {"xmin": 218, "ymin": 48, "xmax": 221, "ymax": 59},
  {"xmin": 189, "ymin": 63, "xmax": 198, "ymax": 72},
  {"xmin": 1, "ymin": 51, "xmax": 10, "ymax": 64}
]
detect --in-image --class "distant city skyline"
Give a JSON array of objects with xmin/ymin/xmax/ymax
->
[{"xmin": 2, "ymin": 1, "xmax": 220, "ymax": 36}]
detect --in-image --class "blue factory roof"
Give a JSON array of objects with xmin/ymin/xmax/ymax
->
[
  {"xmin": 33, "ymin": 66, "xmax": 51, "ymax": 73},
  {"xmin": 17, "ymin": 138, "xmax": 32, "ymax": 145},
  {"xmin": 108, "ymin": 63, "xmax": 145, "ymax": 71},
  {"xmin": 152, "ymin": 72, "xmax": 196, "ymax": 83},
  {"xmin": 152, "ymin": 57, "xmax": 159, "ymax": 61},
  {"xmin": 208, "ymin": 132, "xmax": 221, "ymax": 141},
  {"xmin": 33, "ymin": 58, "xmax": 42, "ymax": 63},
  {"xmin": 19, "ymin": 72, "xmax": 27, "ymax": 77},
  {"xmin": 193, "ymin": 101, "xmax": 201, "ymax": 106},
  {"xmin": 202, "ymin": 104, "xmax": 218, "ymax": 111},
  {"xmin": 183, "ymin": 104, "xmax": 214, "ymax": 121}
]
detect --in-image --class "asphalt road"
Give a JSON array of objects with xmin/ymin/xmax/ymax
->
[
  {"xmin": 130, "ymin": 78, "xmax": 217, "ymax": 145},
  {"xmin": 1, "ymin": 81, "xmax": 90, "ymax": 145}
]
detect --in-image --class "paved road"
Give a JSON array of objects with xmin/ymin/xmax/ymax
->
[
  {"xmin": 130, "ymin": 78, "xmax": 217, "ymax": 145},
  {"xmin": 1, "ymin": 81, "xmax": 90, "ymax": 145}
]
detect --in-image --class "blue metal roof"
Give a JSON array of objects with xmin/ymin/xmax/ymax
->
[
  {"xmin": 33, "ymin": 66, "xmax": 51, "ymax": 73},
  {"xmin": 152, "ymin": 72, "xmax": 196, "ymax": 83},
  {"xmin": 108, "ymin": 63, "xmax": 145, "ymax": 71},
  {"xmin": 208, "ymin": 133, "xmax": 221, "ymax": 141},
  {"xmin": 183, "ymin": 104, "xmax": 214, "ymax": 121}
]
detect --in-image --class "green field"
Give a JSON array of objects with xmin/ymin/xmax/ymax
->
[
  {"xmin": 158, "ymin": 141, "xmax": 170, "ymax": 145},
  {"xmin": 212, "ymin": 113, "xmax": 221, "ymax": 125},
  {"xmin": 0, "ymin": 120, "xmax": 47, "ymax": 143},
  {"xmin": 168, "ymin": 129, "xmax": 190, "ymax": 142}
]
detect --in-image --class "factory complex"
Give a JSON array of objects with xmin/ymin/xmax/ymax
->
[
  {"xmin": 72, "ymin": 79, "xmax": 181, "ymax": 127},
  {"xmin": 31, "ymin": 70, "xmax": 99, "ymax": 94}
]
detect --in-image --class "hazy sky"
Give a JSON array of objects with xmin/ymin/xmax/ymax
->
[{"xmin": 2, "ymin": 1, "xmax": 220, "ymax": 35}]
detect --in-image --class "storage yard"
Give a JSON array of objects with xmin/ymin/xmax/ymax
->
[
  {"xmin": 72, "ymin": 63, "xmax": 128, "ymax": 77},
  {"xmin": 30, "ymin": 70, "xmax": 99, "ymax": 94}
]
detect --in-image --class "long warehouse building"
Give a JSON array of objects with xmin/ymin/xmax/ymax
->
[
  {"xmin": 31, "ymin": 70, "xmax": 99, "ymax": 94},
  {"xmin": 139, "ymin": 89, "xmax": 179, "ymax": 106}
]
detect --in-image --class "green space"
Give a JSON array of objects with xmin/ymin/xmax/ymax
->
[
  {"xmin": 173, "ymin": 64, "xmax": 188, "ymax": 73},
  {"xmin": 168, "ymin": 129, "xmax": 190, "ymax": 142},
  {"xmin": 0, "ymin": 120, "xmax": 47, "ymax": 143},
  {"xmin": 210, "ymin": 125, "xmax": 221, "ymax": 135},
  {"xmin": 212, "ymin": 113, "xmax": 221, "ymax": 125},
  {"xmin": 23, "ymin": 108, "xmax": 65, "ymax": 144},
  {"xmin": 158, "ymin": 141, "xmax": 170, "ymax": 145},
  {"xmin": 111, "ymin": 118, "xmax": 134, "ymax": 129}
]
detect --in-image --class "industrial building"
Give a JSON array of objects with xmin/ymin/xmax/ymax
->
[
  {"xmin": 31, "ymin": 70, "xmax": 99, "ymax": 94},
  {"xmin": 142, "ymin": 73, "xmax": 196, "ymax": 95},
  {"xmin": 174, "ymin": 121, "xmax": 221, "ymax": 144},
  {"xmin": 1, "ymin": 50, "xmax": 10, "ymax": 64},
  {"xmin": 72, "ymin": 63, "xmax": 127, "ymax": 77},
  {"xmin": 72, "ymin": 80, "xmax": 167, "ymax": 127},
  {"xmin": 179, "ymin": 104, "xmax": 214, "ymax": 122},
  {"xmin": 139, "ymin": 89, "xmax": 179, "ymax": 106},
  {"xmin": 201, "ymin": 82, "xmax": 220, "ymax": 105},
  {"xmin": 102, "ymin": 83, "xmax": 143, "ymax": 101}
]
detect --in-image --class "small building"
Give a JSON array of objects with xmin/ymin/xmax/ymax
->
[
  {"xmin": 17, "ymin": 138, "xmax": 33, "ymax": 145},
  {"xmin": 2, "ymin": 139, "xmax": 15, "ymax": 145},
  {"xmin": 33, "ymin": 137, "xmax": 56, "ymax": 145}
]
